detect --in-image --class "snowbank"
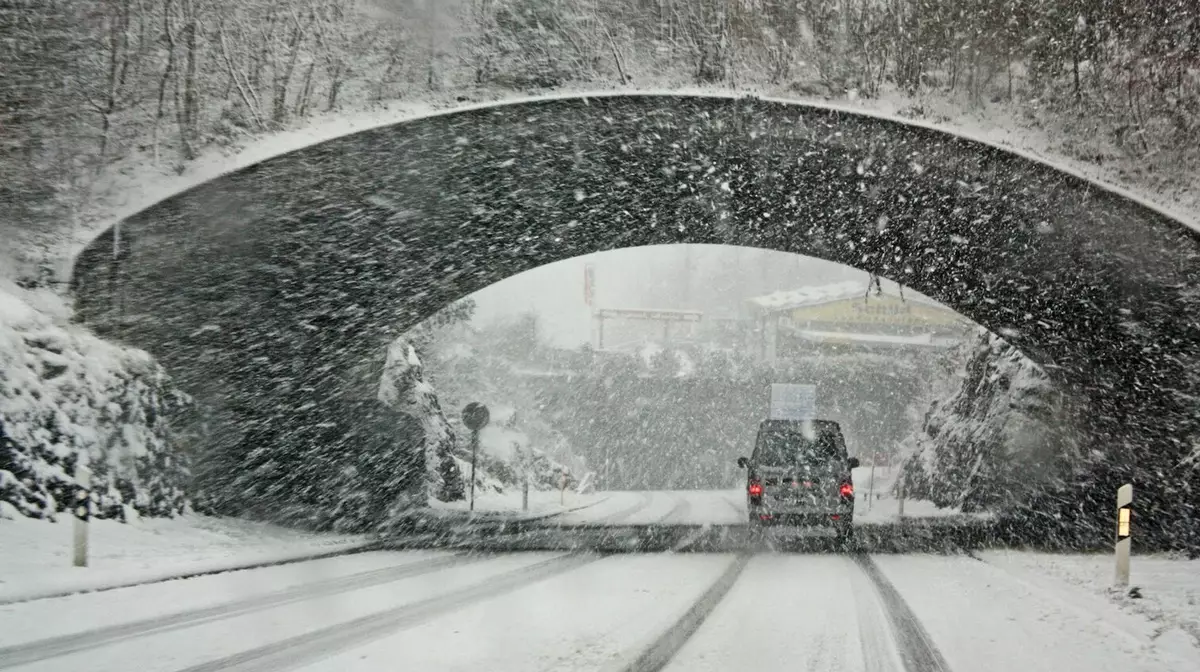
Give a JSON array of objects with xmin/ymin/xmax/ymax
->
[
  {"xmin": 850, "ymin": 465, "xmax": 983, "ymax": 524},
  {"xmin": 0, "ymin": 279, "xmax": 188, "ymax": 520},
  {"xmin": 479, "ymin": 420, "xmax": 525, "ymax": 463},
  {"xmin": 428, "ymin": 482, "xmax": 606, "ymax": 521},
  {"xmin": 0, "ymin": 512, "xmax": 369, "ymax": 603},
  {"xmin": 979, "ymin": 550, "xmax": 1200, "ymax": 660}
]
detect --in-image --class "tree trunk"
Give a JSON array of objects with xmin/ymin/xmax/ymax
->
[
  {"xmin": 296, "ymin": 61, "xmax": 315, "ymax": 117},
  {"xmin": 326, "ymin": 66, "xmax": 343, "ymax": 112},
  {"xmin": 153, "ymin": 0, "xmax": 178, "ymax": 166},
  {"xmin": 218, "ymin": 25, "xmax": 265, "ymax": 131},
  {"xmin": 98, "ymin": 0, "xmax": 134, "ymax": 171},
  {"xmin": 1073, "ymin": 50, "xmax": 1081, "ymax": 99},
  {"xmin": 272, "ymin": 16, "xmax": 307, "ymax": 125},
  {"xmin": 250, "ymin": 9, "xmax": 278, "ymax": 95},
  {"xmin": 173, "ymin": 0, "xmax": 201, "ymax": 163}
]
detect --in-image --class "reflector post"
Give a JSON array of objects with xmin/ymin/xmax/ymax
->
[{"xmin": 1114, "ymin": 483, "xmax": 1133, "ymax": 588}]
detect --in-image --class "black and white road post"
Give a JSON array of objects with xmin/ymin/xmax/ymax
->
[
  {"xmin": 1115, "ymin": 483, "xmax": 1133, "ymax": 588},
  {"xmin": 461, "ymin": 402, "xmax": 490, "ymax": 513},
  {"xmin": 73, "ymin": 463, "xmax": 93, "ymax": 568}
]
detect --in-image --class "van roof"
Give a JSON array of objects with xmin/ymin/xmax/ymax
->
[{"xmin": 759, "ymin": 418, "xmax": 841, "ymax": 430}]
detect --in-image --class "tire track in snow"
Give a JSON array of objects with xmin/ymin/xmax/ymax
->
[
  {"xmin": 846, "ymin": 556, "xmax": 906, "ymax": 672},
  {"xmin": 609, "ymin": 553, "xmax": 752, "ymax": 672},
  {"xmin": 852, "ymin": 554, "xmax": 952, "ymax": 672},
  {"xmin": 583, "ymin": 492, "xmax": 655, "ymax": 525},
  {"xmin": 0, "ymin": 553, "xmax": 487, "ymax": 668},
  {"xmin": 169, "ymin": 553, "xmax": 600, "ymax": 672},
  {"xmin": 720, "ymin": 492, "xmax": 744, "ymax": 518},
  {"xmin": 654, "ymin": 493, "xmax": 692, "ymax": 525}
]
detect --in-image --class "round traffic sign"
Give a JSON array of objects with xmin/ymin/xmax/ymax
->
[{"xmin": 462, "ymin": 402, "xmax": 490, "ymax": 431}]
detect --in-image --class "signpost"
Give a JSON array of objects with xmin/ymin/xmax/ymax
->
[
  {"xmin": 768, "ymin": 383, "xmax": 817, "ymax": 421},
  {"xmin": 462, "ymin": 402, "xmax": 490, "ymax": 512},
  {"xmin": 1115, "ymin": 483, "xmax": 1133, "ymax": 588},
  {"xmin": 584, "ymin": 264, "xmax": 595, "ymax": 307}
]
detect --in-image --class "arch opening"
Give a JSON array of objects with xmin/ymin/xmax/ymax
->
[{"xmin": 413, "ymin": 244, "xmax": 1067, "ymax": 521}]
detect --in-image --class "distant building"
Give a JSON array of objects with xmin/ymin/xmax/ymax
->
[{"xmin": 744, "ymin": 280, "xmax": 973, "ymax": 362}]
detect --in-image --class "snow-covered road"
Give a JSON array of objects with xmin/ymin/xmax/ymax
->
[
  {"xmin": 3, "ymin": 547, "xmax": 1196, "ymax": 672},
  {"xmin": 550, "ymin": 490, "xmax": 745, "ymax": 526},
  {"xmin": 537, "ymin": 486, "xmax": 949, "ymax": 527}
]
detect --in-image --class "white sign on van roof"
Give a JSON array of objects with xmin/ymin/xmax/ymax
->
[{"xmin": 769, "ymin": 383, "xmax": 816, "ymax": 420}]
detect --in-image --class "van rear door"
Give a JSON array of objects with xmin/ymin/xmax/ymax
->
[{"xmin": 753, "ymin": 422, "xmax": 847, "ymax": 507}]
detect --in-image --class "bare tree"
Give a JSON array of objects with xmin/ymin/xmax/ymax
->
[
  {"xmin": 175, "ymin": 0, "xmax": 203, "ymax": 158},
  {"xmin": 311, "ymin": 0, "xmax": 357, "ymax": 112},
  {"xmin": 270, "ymin": 5, "xmax": 313, "ymax": 124}
]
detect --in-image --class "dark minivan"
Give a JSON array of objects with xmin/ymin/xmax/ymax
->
[{"xmin": 737, "ymin": 419, "xmax": 859, "ymax": 540}]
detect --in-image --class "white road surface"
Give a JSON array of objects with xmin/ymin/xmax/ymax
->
[
  {"xmin": 545, "ymin": 485, "xmax": 954, "ymax": 527},
  {"xmin": 663, "ymin": 555, "xmax": 905, "ymax": 672},
  {"xmin": 2, "ymin": 491, "xmax": 1197, "ymax": 672},
  {"xmin": 551, "ymin": 490, "xmax": 744, "ymax": 526}
]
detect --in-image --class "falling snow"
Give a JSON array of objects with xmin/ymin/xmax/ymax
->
[{"xmin": 2, "ymin": 2, "xmax": 1200, "ymax": 670}]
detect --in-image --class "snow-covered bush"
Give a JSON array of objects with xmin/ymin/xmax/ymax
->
[
  {"xmin": 0, "ymin": 285, "xmax": 188, "ymax": 521},
  {"xmin": 379, "ymin": 337, "xmax": 464, "ymax": 504},
  {"xmin": 414, "ymin": 308, "xmax": 588, "ymax": 489},
  {"xmin": 467, "ymin": 406, "xmax": 576, "ymax": 492}
]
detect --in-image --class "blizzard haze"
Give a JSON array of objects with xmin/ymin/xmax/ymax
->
[
  {"xmin": 470, "ymin": 245, "xmax": 899, "ymax": 348},
  {"xmin": 4, "ymin": 1, "xmax": 1200, "ymax": 669}
]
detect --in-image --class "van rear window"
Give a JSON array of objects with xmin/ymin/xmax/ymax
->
[{"xmin": 755, "ymin": 429, "xmax": 843, "ymax": 466}]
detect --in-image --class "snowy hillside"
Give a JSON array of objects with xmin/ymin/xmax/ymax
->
[
  {"xmin": 0, "ymin": 512, "xmax": 368, "ymax": 603},
  {"xmin": 0, "ymin": 281, "xmax": 188, "ymax": 521}
]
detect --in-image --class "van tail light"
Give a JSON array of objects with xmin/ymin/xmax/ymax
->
[
  {"xmin": 839, "ymin": 482, "xmax": 854, "ymax": 499},
  {"xmin": 748, "ymin": 481, "xmax": 763, "ymax": 497}
]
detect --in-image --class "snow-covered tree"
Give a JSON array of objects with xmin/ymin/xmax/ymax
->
[
  {"xmin": 379, "ymin": 336, "xmax": 464, "ymax": 503},
  {"xmin": 0, "ymin": 285, "xmax": 189, "ymax": 521}
]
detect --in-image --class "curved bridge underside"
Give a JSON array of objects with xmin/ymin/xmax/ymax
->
[{"xmin": 72, "ymin": 94, "xmax": 1200, "ymax": 530}]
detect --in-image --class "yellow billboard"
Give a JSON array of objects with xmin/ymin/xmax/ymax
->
[{"xmin": 786, "ymin": 294, "xmax": 965, "ymax": 328}]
